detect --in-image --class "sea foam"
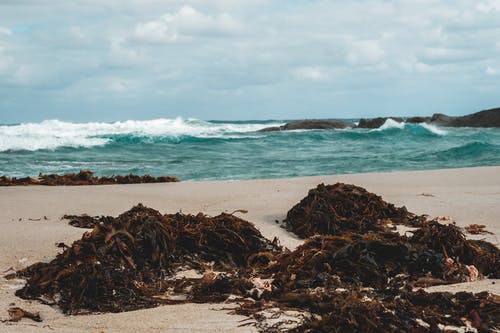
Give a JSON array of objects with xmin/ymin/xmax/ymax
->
[
  {"xmin": 418, "ymin": 123, "xmax": 447, "ymax": 136},
  {"xmin": 0, "ymin": 118, "xmax": 283, "ymax": 151},
  {"xmin": 374, "ymin": 118, "xmax": 405, "ymax": 131}
]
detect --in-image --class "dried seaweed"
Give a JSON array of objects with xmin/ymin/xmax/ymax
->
[
  {"xmin": 7, "ymin": 307, "xmax": 42, "ymax": 322},
  {"xmin": 14, "ymin": 204, "xmax": 280, "ymax": 313},
  {"xmin": 283, "ymin": 183, "xmax": 425, "ymax": 238},
  {"xmin": 0, "ymin": 170, "xmax": 178, "ymax": 186},
  {"xmin": 9, "ymin": 183, "xmax": 500, "ymax": 332},
  {"xmin": 62, "ymin": 214, "xmax": 112, "ymax": 228},
  {"xmin": 465, "ymin": 224, "xmax": 494, "ymax": 235},
  {"xmin": 287, "ymin": 291, "xmax": 500, "ymax": 333}
]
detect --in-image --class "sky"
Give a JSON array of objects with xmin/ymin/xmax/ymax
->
[{"xmin": 1, "ymin": 0, "xmax": 500, "ymax": 123}]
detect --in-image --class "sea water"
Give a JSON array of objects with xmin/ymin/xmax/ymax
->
[{"xmin": 1, "ymin": 118, "xmax": 499, "ymax": 180}]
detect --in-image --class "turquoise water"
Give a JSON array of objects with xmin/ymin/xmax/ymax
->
[{"xmin": 1, "ymin": 118, "xmax": 499, "ymax": 180}]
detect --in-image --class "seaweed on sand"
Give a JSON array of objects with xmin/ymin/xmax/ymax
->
[
  {"xmin": 283, "ymin": 183, "xmax": 425, "ymax": 238},
  {"xmin": 8, "ymin": 183, "xmax": 500, "ymax": 332},
  {"xmin": 13, "ymin": 204, "xmax": 280, "ymax": 313},
  {"xmin": 0, "ymin": 170, "xmax": 178, "ymax": 186}
]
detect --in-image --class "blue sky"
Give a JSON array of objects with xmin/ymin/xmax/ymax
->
[{"xmin": 1, "ymin": 0, "xmax": 500, "ymax": 123}]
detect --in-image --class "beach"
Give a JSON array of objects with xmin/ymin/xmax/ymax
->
[{"xmin": 1, "ymin": 166, "xmax": 499, "ymax": 332}]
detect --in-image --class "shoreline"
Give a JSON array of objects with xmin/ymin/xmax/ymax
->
[{"xmin": 1, "ymin": 166, "xmax": 499, "ymax": 332}]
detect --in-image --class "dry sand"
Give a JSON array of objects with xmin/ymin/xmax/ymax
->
[{"xmin": 0, "ymin": 166, "xmax": 499, "ymax": 332}]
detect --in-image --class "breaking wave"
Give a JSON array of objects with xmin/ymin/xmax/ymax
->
[
  {"xmin": 376, "ymin": 119, "xmax": 405, "ymax": 131},
  {"xmin": 1, "ymin": 117, "xmax": 499, "ymax": 180},
  {"xmin": 0, "ymin": 118, "xmax": 284, "ymax": 152},
  {"xmin": 372, "ymin": 119, "xmax": 447, "ymax": 136}
]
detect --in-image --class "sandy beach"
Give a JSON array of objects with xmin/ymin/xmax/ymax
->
[{"xmin": 1, "ymin": 166, "xmax": 499, "ymax": 332}]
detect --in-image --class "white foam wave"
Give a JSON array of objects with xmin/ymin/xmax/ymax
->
[
  {"xmin": 0, "ymin": 118, "xmax": 284, "ymax": 151},
  {"xmin": 374, "ymin": 118, "xmax": 405, "ymax": 131},
  {"xmin": 418, "ymin": 123, "xmax": 447, "ymax": 135}
]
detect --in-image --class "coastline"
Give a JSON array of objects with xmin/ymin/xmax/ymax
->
[{"xmin": 1, "ymin": 166, "xmax": 499, "ymax": 332}]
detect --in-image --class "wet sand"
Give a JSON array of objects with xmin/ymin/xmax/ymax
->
[{"xmin": 1, "ymin": 166, "xmax": 499, "ymax": 332}]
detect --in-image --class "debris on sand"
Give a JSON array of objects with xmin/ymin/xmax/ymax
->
[
  {"xmin": 283, "ymin": 183, "xmax": 426, "ymax": 238},
  {"xmin": 7, "ymin": 307, "xmax": 42, "ymax": 322},
  {"xmin": 62, "ymin": 214, "xmax": 112, "ymax": 228},
  {"xmin": 465, "ymin": 224, "xmax": 494, "ymax": 235},
  {"xmin": 9, "ymin": 184, "xmax": 500, "ymax": 332},
  {"xmin": 13, "ymin": 204, "xmax": 280, "ymax": 313},
  {"xmin": 0, "ymin": 170, "xmax": 178, "ymax": 186},
  {"xmin": 287, "ymin": 291, "xmax": 500, "ymax": 333}
]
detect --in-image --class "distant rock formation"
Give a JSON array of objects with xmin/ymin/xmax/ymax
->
[
  {"xmin": 259, "ymin": 107, "xmax": 500, "ymax": 132},
  {"xmin": 428, "ymin": 108, "xmax": 500, "ymax": 127},
  {"xmin": 259, "ymin": 120, "xmax": 352, "ymax": 132},
  {"xmin": 358, "ymin": 107, "xmax": 500, "ymax": 128},
  {"xmin": 406, "ymin": 116, "xmax": 430, "ymax": 124},
  {"xmin": 356, "ymin": 117, "xmax": 404, "ymax": 129}
]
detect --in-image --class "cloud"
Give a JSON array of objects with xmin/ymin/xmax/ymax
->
[
  {"xmin": 291, "ymin": 66, "xmax": 329, "ymax": 81},
  {"xmin": 346, "ymin": 40, "xmax": 385, "ymax": 66},
  {"xmin": 0, "ymin": 26, "xmax": 12, "ymax": 35},
  {"xmin": 133, "ymin": 5, "xmax": 242, "ymax": 43},
  {"xmin": 107, "ymin": 77, "xmax": 135, "ymax": 93},
  {"xmin": 1, "ymin": 1, "xmax": 500, "ymax": 122},
  {"xmin": 107, "ymin": 37, "xmax": 144, "ymax": 66},
  {"xmin": 485, "ymin": 66, "xmax": 497, "ymax": 75},
  {"xmin": 476, "ymin": 0, "xmax": 500, "ymax": 13},
  {"xmin": 134, "ymin": 15, "xmax": 178, "ymax": 43},
  {"xmin": 418, "ymin": 47, "xmax": 482, "ymax": 64}
]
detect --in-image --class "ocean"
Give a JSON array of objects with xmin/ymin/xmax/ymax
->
[{"xmin": 1, "ymin": 118, "xmax": 499, "ymax": 181}]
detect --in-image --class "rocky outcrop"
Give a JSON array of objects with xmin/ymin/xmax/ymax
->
[
  {"xmin": 406, "ymin": 116, "xmax": 431, "ymax": 124},
  {"xmin": 259, "ymin": 108, "xmax": 500, "ymax": 132},
  {"xmin": 429, "ymin": 108, "xmax": 500, "ymax": 127},
  {"xmin": 356, "ymin": 117, "xmax": 404, "ymax": 129},
  {"xmin": 259, "ymin": 120, "xmax": 351, "ymax": 132},
  {"xmin": 357, "ymin": 108, "xmax": 500, "ymax": 128}
]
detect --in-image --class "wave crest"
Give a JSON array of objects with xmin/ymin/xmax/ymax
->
[
  {"xmin": 373, "ymin": 119, "xmax": 405, "ymax": 131},
  {"xmin": 416, "ymin": 123, "xmax": 447, "ymax": 136},
  {"xmin": 0, "ymin": 118, "xmax": 283, "ymax": 151}
]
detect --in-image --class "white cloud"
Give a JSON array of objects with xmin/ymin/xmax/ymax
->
[
  {"xmin": 108, "ymin": 77, "xmax": 134, "ymax": 93},
  {"xmin": 0, "ymin": 27, "xmax": 12, "ymax": 36},
  {"xmin": 0, "ymin": 31, "xmax": 18, "ymax": 78},
  {"xmin": 134, "ymin": 15, "xmax": 177, "ymax": 43},
  {"xmin": 346, "ymin": 40, "xmax": 385, "ymax": 66},
  {"xmin": 1, "ymin": 1, "xmax": 500, "ymax": 121},
  {"xmin": 68, "ymin": 26, "xmax": 90, "ymax": 45},
  {"xmin": 485, "ymin": 66, "xmax": 497, "ymax": 75},
  {"xmin": 476, "ymin": 0, "xmax": 500, "ymax": 12},
  {"xmin": 292, "ymin": 66, "xmax": 329, "ymax": 81},
  {"xmin": 0, "ymin": 53, "xmax": 16, "ymax": 74},
  {"xmin": 108, "ymin": 37, "xmax": 143, "ymax": 65},
  {"xmin": 418, "ymin": 47, "xmax": 479, "ymax": 64},
  {"xmin": 133, "ymin": 5, "xmax": 242, "ymax": 43}
]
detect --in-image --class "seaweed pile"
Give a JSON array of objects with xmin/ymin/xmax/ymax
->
[
  {"xmin": 284, "ymin": 183, "xmax": 425, "ymax": 238},
  {"xmin": 0, "ymin": 170, "xmax": 178, "ymax": 186},
  {"xmin": 8, "ymin": 184, "xmax": 500, "ymax": 331},
  {"xmin": 13, "ymin": 204, "xmax": 280, "ymax": 313}
]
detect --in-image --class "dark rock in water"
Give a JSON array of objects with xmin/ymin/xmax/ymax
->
[
  {"xmin": 356, "ymin": 117, "xmax": 404, "ymax": 128},
  {"xmin": 258, "ymin": 126, "xmax": 282, "ymax": 132},
  {"xmin": 406, "ymin": 116, "xmax": 431, "ymax": 123},
  {"xmin": 259, "ymin": 120, "xmax": 351, "ymax": 132},
  {"xmin": 430, "ymin": 108, "xmax": 500, "ymax": 127}
]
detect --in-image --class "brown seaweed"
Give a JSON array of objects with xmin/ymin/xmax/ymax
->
[
  {"xmin": 0, "ymin": 170, "xmax": 178, "ymax": 186},
  {"xmin": 14, "ymin": 204, "xmax": 280, "ymax": 313},
  {"xmin": 62, "ymin": 214, "xmax": 112, "ymax": 228},
  {"xmin": 7, "ymin": 307, "xmax": 42, "ymax": 322},
  {"xmin": 465, "ymin": 224, "xmax": 493, "ymax": 235},
  {"xmin": 9, "ymin": 184, "xmax": 500, "ymax": 332},
  {"xmin": 283, "ymin": 183, "xmax": 425, "ymax": 238}
]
